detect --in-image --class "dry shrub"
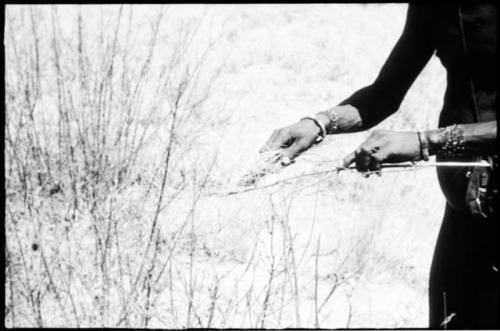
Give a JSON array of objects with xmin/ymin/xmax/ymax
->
[{"xmin": 5, "ymin": 4, "xmax": 446, "ymax": 328}]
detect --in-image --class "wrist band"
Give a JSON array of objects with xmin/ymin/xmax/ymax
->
[
  {"xmin": 300, "ymin": 116, "xmax": 326, "ymax": 142},
  {"xmin": 418, "ymin": 131, "xmax": 430, "ymax": 161},
  {"xmin": 317, "ymin": 109, "xmax": 339, "ymax": 134}
]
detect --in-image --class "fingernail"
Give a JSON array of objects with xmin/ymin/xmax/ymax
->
[{"xmin": 281, "ymin": 156, "xmax": 292, "ymax": 166}]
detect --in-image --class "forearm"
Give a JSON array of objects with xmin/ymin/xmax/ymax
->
[
  {"xmin": 424, "ymin": 121, "xmax": 497, "ymax": 156},
  {"xmin": 314, "ymin": 104, "xmax": 364, "ymax": 134}
]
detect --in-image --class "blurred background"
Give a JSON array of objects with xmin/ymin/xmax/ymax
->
[{"xmin": 4, "ymin": 4, "xmax": 447, "ymax": 328}]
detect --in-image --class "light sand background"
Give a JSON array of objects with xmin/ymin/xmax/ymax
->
[{"xmin": 5, "ymin": 4, "xmax": 448, "ymax": 328}]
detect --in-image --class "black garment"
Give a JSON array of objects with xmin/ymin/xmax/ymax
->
[
  {"xmin": 430, "ymin": 204, "xmax": 499, "ymax": 328},
  {"xmin": 340, "ymin": 4, "xmax": 497, "ymax": 211},
  {"xmin": 340, "ymin": 4, "xmax": 498, "ymax": 328}
]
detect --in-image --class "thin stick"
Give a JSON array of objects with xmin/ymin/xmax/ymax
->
[
  {"xmin": 212, "ymin": 161, "xmax": 491, "ymax": 196},
  {"xmin": 314, "ymin": 235, "xmax": 321, "ymax": 329}
]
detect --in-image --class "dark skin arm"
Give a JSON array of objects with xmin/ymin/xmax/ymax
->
[
  {"xmin": 261, "ymin": 6, "xmax": 497, "ymax": 171},
  {"xmin": 261, "ymin": 5, "xmax": 436, "ymax": 161}
]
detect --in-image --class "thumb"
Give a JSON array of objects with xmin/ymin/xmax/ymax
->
[
  {"xmin": 281, "ymin": 138, "xmax": 310, "ymax": 166},
  {"xmin": 343, "ymin": 150, "xmax": 356, "ymax": 168}
]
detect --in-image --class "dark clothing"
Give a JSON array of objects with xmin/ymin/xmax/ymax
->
[
  {"xmin": 341, "ymin": 4, "xmax": 498, "ymax": 328},
  {"xmin": 341, "ymin": 4, "xmax": 497, "ymax": 211},
  {"xmin": 430, "ymin": 204, "xmax": 499, "ymax": 328}
]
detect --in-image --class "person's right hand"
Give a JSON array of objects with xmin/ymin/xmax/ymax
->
[{"xmin": 259, "ymin": 119, "xmax": 322, "ymax": 165}]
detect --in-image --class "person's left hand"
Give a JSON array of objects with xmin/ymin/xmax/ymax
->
[{"xmin": 343, "ymin": 130, "xmax": 421, "ymax": 172}]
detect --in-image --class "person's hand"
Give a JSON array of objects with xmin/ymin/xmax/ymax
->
[
  {"xmin": 343, "ymin": 130, "xmax": 421, "ymax": 172},
  {"xmin": 259, "ymin": 119, "xmax": 322, "ymax": 165}
]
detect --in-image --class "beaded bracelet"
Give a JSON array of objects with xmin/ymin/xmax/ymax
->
[
  {"xmin": 317, "ymin": 109, "xmax": 339, "ymax": 134},
  {"xmin": 437, "ymin": 124, "xmax": 465, "ymax": 157}
]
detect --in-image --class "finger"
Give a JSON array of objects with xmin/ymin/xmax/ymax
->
[
  {"xmin": 343, "ymin": 150, "xmax": 356, "ymax": 168},
  {"xmin": 371, "ymin": 151, "xmax": 388, "ymax": 176},
  {"xmin": 260, "ymin": 129, "xmax": 292, "ymax": 153},
  {"xmin": 356, "ymin": 147, "xmax": 372, "ymax": 172},
  {"xmin": 259, "ymin": 130, "xmax": 280, "ymax": 153},
  {"xmin": 281, "ymin": 138, "xmax": 310, "ymax": 165},
  {"xmin": 368, "ymin": 155, "xmax": 382, "ymax": 172}
]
